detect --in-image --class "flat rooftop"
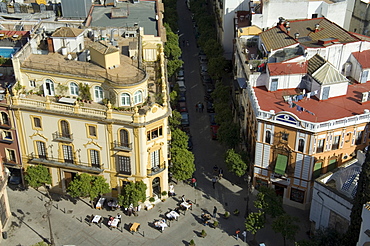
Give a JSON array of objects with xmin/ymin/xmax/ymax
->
[
  {"xmin": 20, "ymin": 36, "xmax": 146, "ymax": 86},
  {"xmin": 254, "ymin": 82, "xmax": 370, "ymax": 123},
  {"xmin": 89, "ymin": 2, "xmax": 158, "ymax": 36}
]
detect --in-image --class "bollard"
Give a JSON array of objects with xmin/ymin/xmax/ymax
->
[{"xmin": 142, "ymin": 231, "xmax": 145, "ymax": 237}]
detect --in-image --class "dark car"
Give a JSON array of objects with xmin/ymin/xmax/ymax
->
[
  {"xmin": 207, "ymin": 101, "xmax": 215, "ymax": 113},
  {"xmin": 178, "ymin": 91, "xmax": 186, "ymax": 102},
  {"xmin": 181, "ymin": 112, "xmax": 189, "ymax": 127},
  {"xmin": 209, "ymin": 113, "xmax": 217, "ymax": 125},
  {"xmin": 202, "ymin": 74, "xmax": 212, "ymax": 85},
  {"xmin": 205, "ymin": 83, "xmax": 215, "ymax": 94}
]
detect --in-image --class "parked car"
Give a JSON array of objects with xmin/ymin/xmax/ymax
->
[
  {"xmin": 209, "ymin": 113, "xmax": 217, "ymax": 125},
  {"xmin": 204, "ymin": 83, "xmax": 215, "ymax": 94},
  {"xmin": 178, "ymin": 91, "xmax": 186, "ymax": 102},
  {"xmin": 9, "ymin": 175, "xmax": 21, "ymax": 185},
  {"xmin": 177, "ymin": 69, "xmax": 185, "ymax": 80},
  {"xmin": 181, "ymin": 112, "xmax": 189, "ymax": 127},
  {"xmin": 210, "ymin": 125, "xmax": 219, "ymax": 140},
  {"xmin": 199, "ymin": 54, "xmax": 208, "ymax": 64},
  {"xmin": 177, "ymin": 81, "xmax": 186, "ymax": 92},
  {"xmin": 177, "ymin": 101, "xmax": 187, "ymax": 112},
  {"xmin": 200, "ymin": 64, "xmax": 208, "ymax": 75},
  {"xmin": 202, "ymin": 74, "xmax": 212, "ymax": 85},
  {"xmin": 207, "ymin": 101, "xmax": 215, "ymax": 113}
]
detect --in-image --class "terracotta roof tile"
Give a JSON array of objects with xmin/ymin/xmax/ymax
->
[
  {"xmin": 268, "ymin": 62, "xmax": 307, "ymax": 76},
  {"xmin": 51, "ymin": 27, "xmax": 84, "ymax": 38},
  {"xmin": 260, "ymin": 18, "xmax": 359, "ymax": 51},
  {"xmin": 89, "ymin": 41, "xmax": 119, "ymax": 55},
  {"xmin": 254, "ymin": 82, "xmax": 370, "ymax": 123},
  {"xmin": 352, "ymin": 50, "xmax": 370, "ymax": 69}
]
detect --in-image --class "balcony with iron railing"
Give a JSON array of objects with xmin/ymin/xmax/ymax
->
[
  {"xmin": 0, "ymin": 122, "xmax": 11, "ymax": 130},
  {"xmin": 52, "ymin": 131, "xmax": 73, "ymax": 143},
  {"xmin": 147, "ymin": 162, "xmax": 166, "ymax": 176},
  {"xmin": 0, "ymin": 135, "xmax": 13, "ymax": 144},
  {"xmin": 2, "ymin": 157, "xmax": 19, "ymax": 167},
  {"xmin": 111, "ymin": 141, "xmax": 132, "ymax": 151},
  {"xmin": 28, "ymin": 153, "xmax": 103, "ymax": 173}
]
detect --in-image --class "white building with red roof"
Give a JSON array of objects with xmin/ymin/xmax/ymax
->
[{"xmin": 234, "ymin": 17, "xmax": 370, "ymax": 210}]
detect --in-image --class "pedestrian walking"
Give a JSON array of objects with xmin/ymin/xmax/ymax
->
[
  {"xmin": 242, "ymin": 230, "xmax": 247, "ymax": 242},
  {"xmin": 235, "ymin": 228, "xmax": 241, "ymax": 240},
  {"xmin": 186, "ymin": 40, "xmax": 189, "ymax": 46},
  {"xmin": 212, "ymin": 176, "xmax": 217, "ymax": 189},
  {"xmin": 198, "ymin": 102, "xmax": 202, "ymax": 112},
  {"xmin": 191, "ymin": 177, "xmax": 197, "ymax": 188},
  {"xmin": 195, "ymin": 103, "xmax": 198, "ymax": 112},
  {"xmin": 201, "ymin": 103, "xmax": 204, "ymax": 112},
  {"xmin": 213, "ymin": 206, "xmax": 217, "ymax": 218},
  {"xmin": 218, "ymin": 168, "xmax": 223, "ymax": 180}
]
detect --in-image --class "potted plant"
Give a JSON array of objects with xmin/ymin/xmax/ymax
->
[
  {"xmin": 149, "ymin": 197, "xmax": 155, "ymax": 203},
  {"xmin": 224, "ymin": 211, "xmax": 230, "ymax": 219},
  {"xmin": 233, "ymin": 209, "xmax": 240, "ymax": 216},
  {"xmin": 201, "ymin": 229, "xmax": 207, "ymax": 238},
  {"xmin": 189, "ymin": 239, "xmax": 195, "ymax": 246},
  {"xmin": 213, "ymin": 221, "xmax": 219, "ymax": 229}
]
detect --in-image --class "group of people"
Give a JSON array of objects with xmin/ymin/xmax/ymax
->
[
  {"xmin": 211, "ymin": 165, "xmax": 223, "ymax": 189},
  {"xmin": 195, "ymin": 102, "xmax": 204, "ymax": 112}
]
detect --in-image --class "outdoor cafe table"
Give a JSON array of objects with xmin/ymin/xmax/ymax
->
[
  {"xmin": 109, "ymin": 218, "xmax": 120, "ymax": 228},
  {"xmin": 130, "ymin": 222, "xmax": 140, "ymax": 234},
  {"xmin": 92, "ymin": 215, "xmax": 102, "ymax": 224},
  {"xmin": 166, "ymin": 211, "xmax": 180, "ymax": 220},
  {"xmin": 154, "ymin": 220, "xmax": 168, "ymax": 232},
  {"xmin": 180, "ymin": 201, "xmax": 192, "ymax": 210}
]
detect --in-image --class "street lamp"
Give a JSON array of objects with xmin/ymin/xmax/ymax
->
[{"xmin": 44, "ymin": 199, "xmax": 55, "ymax": 246}]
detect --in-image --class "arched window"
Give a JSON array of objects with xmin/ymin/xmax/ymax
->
[
  {"xmin": 94, "ymin": 86, "xmax": 103, "ymax": 102},
  {"xmin": 134, "ymin": 91, "xmax": 143, "ymax": 104},
  {"xmin": 120, "ymin": 129, "xmax": 129, "ymax": 147},
  {"xmin": 61, "ymin": 120, "xmax": 71, "ymax": 138},
  {"xmin": 44, "ymin": 79, "xmax": 55, "ymax": 96},
  {"xmin": 70, "ymin": 82, "xmax": 79, "ymax": 96},
  {"xmin": 298, "ymin": 139, "xmax": 305, "ymax": 152},
  {"xmin": 265, "ymin": 131, "xmax": 271, "ymax": 144},
  {"xmin": 1, "ymin": 112, "xmax": 9, "ymax": 126},
  {"xmin": 121, "ymin": 93, "xmax": 130, "ymax": 106}
]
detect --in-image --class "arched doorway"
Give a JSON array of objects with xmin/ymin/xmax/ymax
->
[{"xmin": 152, "ymin": 177, "xmax": 160, "ymax": 197}]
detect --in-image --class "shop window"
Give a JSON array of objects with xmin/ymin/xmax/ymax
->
[
  {"xmin": 312, "ymin": 162, "xmax": 322, "ymax": 180},
  {"xmin": 290, "ymin": 188, "xmax": 305, "ymax": 203}
]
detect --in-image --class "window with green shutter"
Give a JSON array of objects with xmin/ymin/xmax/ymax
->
[{"xmin": 275, "ymin": 154, "xmax": 288, "ymax": 175}]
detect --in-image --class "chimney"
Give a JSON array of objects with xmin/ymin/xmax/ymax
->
[
  {"xmin": 286, "ymin": 27, "xmax": 290, "ymax": 34},
  {"xmin": 294, "ymin": 33, "xmax": 300, "ymax": 40},
  {"xmin": 315, "ymin": 23, "xmax": 319, "ymax": 33},
  {"xmin": 285, "ymin": 21, "xmax": 290, "ymax": 28},
  {"xmin": 277, "ymin": 17, "xmax": 285, "ymax": 27}
]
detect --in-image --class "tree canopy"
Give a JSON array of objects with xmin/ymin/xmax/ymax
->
[
  {"xmin": 169, "ymin": 110, "xmax": 181, "ymax": 130},
  {"xmin": 170, "ymin": 147, "xmax": 195, "ymax": 181},
  {"xmin": 171, "ymin": 128, "xmax": 189, "ymax": 149},
  {"xmin": 224, "ymin": 149, "xmax": 247, "ymax": 177},
  {"xmin": 118, "ymin": 181, "xmax": 147, "ymax": 208},
  {"xmin": 254, "ymin": 186, "xmax": 285, "ymax": 218},
  {"xmin": 164, "ymin": 23, "xmax": 183, "ymax": 77},
  {"xmin": 68, "ymin": 173, "xmax": 110, "ymax": 204},
  {"xmin": 24, "ymin": 165, "xmax": 52, "ymax": 190},
  {"xmin": 245, "ymin": 210, "xmax": 266, "ymax": 241},
  {"xmin": 217, "ymin": 123, "xmax": 240, "ymax": 149},
  {"xmin": 272, "ymin": 214, "xmax": 300, "ymax": 246}
]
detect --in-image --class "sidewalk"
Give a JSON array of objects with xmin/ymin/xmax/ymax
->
[{"xmin": 4, "ymin": 182, "xmax": 250, "ymax": 246}]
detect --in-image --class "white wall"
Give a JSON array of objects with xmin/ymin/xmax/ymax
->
[
  {"xmin": 310, "ymin": 181, "xmax": 353, "ymax": 230},
  {"xmin": 268, "ymin": 74, "xmax": 304, "ymax": 90}
]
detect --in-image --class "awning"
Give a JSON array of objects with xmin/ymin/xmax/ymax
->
[{"xmin": 275, "ymin": 154, "xmax": 288, "ymax": 175}]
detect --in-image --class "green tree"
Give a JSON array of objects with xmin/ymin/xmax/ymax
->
[
  {"xmin": 217, "ymin": 122, "xmax": 240, "ymax": 148},
  {"xmin": 171, "ymin": 128, "xmax": 189, "ymax": 149},
  {"xmin": 245, "ymin": 210, "xmax": 266, "ymax": 241},
  {"xmin": 208, "ymin": 56, "xmax": 227, "ymax": 80},
  {"xmin": 169, "ymin": 110, "xmax": 181, "ymax": 130},
  {"xmin": 68, "ymin": 173, "xmax": 110, "ymax": 207},
  {"xmin": 118, "ymin": 181, "xmax": 147, "ymax": 207},
  {"xmin": 224, "ymin": 149, "xmax": 247, "ymax": 177},
  {"xmin": 170, "ymin": 147, "xmax": 195, "ymax": 181},
  {"xmin": 169, "ymin": 90, "xmax": 178, "ymax": 108},
  {"xmin": 164, "ymin": 23, "xmax": 183, "ymax": 77},
  {"xmin": 24, "ymin": 165, "xmax": 52, "ymax": 190},
  {"xmin": 345, "ymin": 148, "xmax": 370, "ymax": 246},
  {"xmin": 272, "ymin": 214, "xmax": 300, "ymax": 246},
  {"xmin": 254, "ymin": 186, "xmax": 285, "ymax": 218}
]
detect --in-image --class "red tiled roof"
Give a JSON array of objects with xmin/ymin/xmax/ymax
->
[
  {"xmin": 352, "ymin": 50, "xmax": 370, "ymax": 69},
  {"xmin": 254, "ymin": 82, "xmax": 370, "ymax": 123},
  {"xmin": 268, "ymin": 62, "xmax": 307, "ymax": 76},
  {"xmin": 0, "ymin": 30, "xmax": 29, "ymax": 37}
]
